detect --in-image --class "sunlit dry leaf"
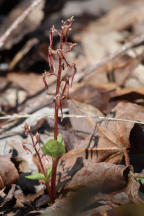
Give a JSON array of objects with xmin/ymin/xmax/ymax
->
[
  {"xmin": 125, "ymin": 64, "xmax": 144, "ymax": 89},
  {"xmin": 94, "ymin": 102, "xmax": 144, "ymax": 148},
  {"xmin": 75, "ymin": 29, "xmax": 122, "ymax": 65},
  {"xmin": 112, "ymin": 87, "xmax": 144, "ymax": 100},
  {"xmin": 66, "ymin": 102, "xmax": 144, "ymax": 164},
  {"xmin": 85, "ymin": 102, "xmax": 144, "ymax": 163},
  {"xmin": 1, "ymin": 88, "xmax": 27, "ymax": 108},
  {"xmin": 97, "ymin": 1, "xmax": 144, "ymax": 32},
  {"xmin": 7, "ymin": 72, "xmax": 44, "ymax": 95},
  {"xmin": 109, "ymin": 55, "xmax": 141, "ymax": 85},
  {"xmin": 68, "ymin": 99, "xmax": 104, "ymax": 135}
]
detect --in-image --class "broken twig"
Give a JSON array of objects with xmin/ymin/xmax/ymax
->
[{"xmin": 0, "ymin": 0, "xmax": 42, "ymax": 48}]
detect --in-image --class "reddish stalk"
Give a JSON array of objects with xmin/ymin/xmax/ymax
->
[
  {"xmin": 24, "ymin": 124, "xmax": 52, "ymax": 199},
  {"xmin": 54, "ymin": 57, "xmax": 62, "ymax": 140},
  {"xmin": 51, "ymin": 50, "xmax": 63, "ymax": 201},
  {"xmin": 43, "ymin": 17, "xmax": 77, "ymax": 202},
  {"xmin": 51, "ymin": 158, "xmax": 59, "ymax": 202},
  {"xmin": 54, "ymin": 102, "xmax": 59, "ymax": 140}
]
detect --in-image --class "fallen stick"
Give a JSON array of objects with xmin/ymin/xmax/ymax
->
[{"xmin": 0, "ymin": 0, "xmax": 43, "ymax": 48}]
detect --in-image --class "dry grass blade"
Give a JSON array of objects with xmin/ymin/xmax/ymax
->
[{"xmin": 0, "ymin": 113, "xmax": 144, "ymax": 125}]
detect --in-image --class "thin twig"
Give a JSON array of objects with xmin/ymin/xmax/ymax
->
[
  {"xmin": 0, "ymin": 0, "xmax": 42, "ymax": 48},
  {"xmin": 0, "ymin": 113, "xmax": 144, "ymax": 125},
  {"xmin": 84, "ymin": 33, "xmax": 144, "ymax": 75}
]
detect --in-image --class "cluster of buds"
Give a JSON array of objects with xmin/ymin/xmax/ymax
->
[{"xmin": 43, "ymin": 16, "xmax": 77, "ymax": 123}]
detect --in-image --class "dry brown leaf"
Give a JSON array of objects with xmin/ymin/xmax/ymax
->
[
  {"xmin": 71, "ymin": 1, "xmax": 144, "ymax": 88},
  {"xmin": 7, "ymin": 72, "xmax": 44, "ymax": 95},
  {"xmin": 93, "ymin": 102, "xmax": 144, "ymax": 148},
  {"xmin": 44, "ymin": 161, "xmax": 141, "ymax": 216},
  {"xmin": 1, "ymin": 88, "xmax": 27, "ymax": 108},
  {"xmin": 68, "ymin": 99, "xmax": 104, "ymax": 135},
  {"xmin": 0, "ymin": 156, "xmax": 19, "ymax": 189},
  {"xmin": 65, "ymin": 102, "xmax": 144, "ymax": 164},
  {"xmin": 70, "ymin": 82, "xmax": 118, "ymax": 113},
  {"xmin": 58, "ymin": 161, "xmax": 127, "ymax": 193},
  {"xmin": 97, "ymin": 1, "xmax": 144, "ymax": 32},
  {"xmin": 108, "ymin": 55, "xmax": 141, "ymax": 85},
  {"xmin": 74, "ymin": 29, "xmax": 122, "ymax": 65},
  {"xmin": 125, "ymin": 63, "xmax": 144, "ymax": 89},
  {"xmin": 113, "ymin": 87, "xmax": 144, "ymax": 98},
  {"xmin": 86, "ymin": 102, "xmax": 144, "ymax": 163}
]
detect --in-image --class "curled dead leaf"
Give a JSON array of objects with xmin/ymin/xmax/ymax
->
[
  {"xmin": 87, "ymin": 102, "xmax": 144, "ymax": 164},
  {"xmin": 57, "ymin": 157, "xmax": 129, "ymax": 194}
]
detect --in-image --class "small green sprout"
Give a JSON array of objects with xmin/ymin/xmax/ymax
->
[
  {"xmin": 26, "ymin": 166, "xmax": 52, "ymax": 181},
  {"xmin": 26, "ymin": 134, "xmax": 65, "ymax": 181},
  {"xmin": 136, "ymin": 177, "xmax": 144, "ymax": 184},
  {"xmin": 42, "ymin": 133, "xmax": 65, "ymax": 160}
]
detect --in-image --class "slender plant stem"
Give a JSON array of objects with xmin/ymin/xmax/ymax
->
[
  {"xmin": 54, "ymin": 102, "xmax": 59, "ymax": 140},
  {"xmin": 51, "ymin": 57, "xmax": 62, "ymax": 201},
  {"xmin": 29, "ymin": 130, "xmax": 52, "ymax": 198},
  {"xmin": 54, "ymin": 57, "xmax": 62, "ymax": 140},
  {"xmin": 51, "ymin": 158, "xmax": 59, "ymax": 202},
  {"xmin": 29, "ymin": 130, "xmax": 46, "ymax": 176},
  {"xmin": 45, "ymin": 181, "xmax": 52, "ymax": 201}
]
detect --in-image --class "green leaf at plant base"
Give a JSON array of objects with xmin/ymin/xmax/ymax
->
[
  {"xmin": 136, "ymin": 177, "xmax": 144, "ymax": 185},
  {"xmin": 42, "ymin": 134, "xmax": 65, "ymax": 159},
  {"xmin": 46, "ymin": 166, "xmax": 52, "ymax": 181},
  {"xmin": 26, "ymin": 173, "xmax": 46, "ymax": 180}
]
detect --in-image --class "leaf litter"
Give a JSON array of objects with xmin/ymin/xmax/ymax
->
[{"xmin": 1, "ymin": 0, "xmax": 144, "ymax": 215}]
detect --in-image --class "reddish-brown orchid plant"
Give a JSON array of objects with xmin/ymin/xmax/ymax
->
[
  {"xmin": 23, "ymin": 17, "xmax": 77, "ymax": 203},
  {"xmin": 43, "ymin": 16, "xmax": 77, "ymax": 201}
]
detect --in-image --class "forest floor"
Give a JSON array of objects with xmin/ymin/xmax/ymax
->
[{"xmin": 1, "ymin": 0, "xmax": 144, "ymax": 215}]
